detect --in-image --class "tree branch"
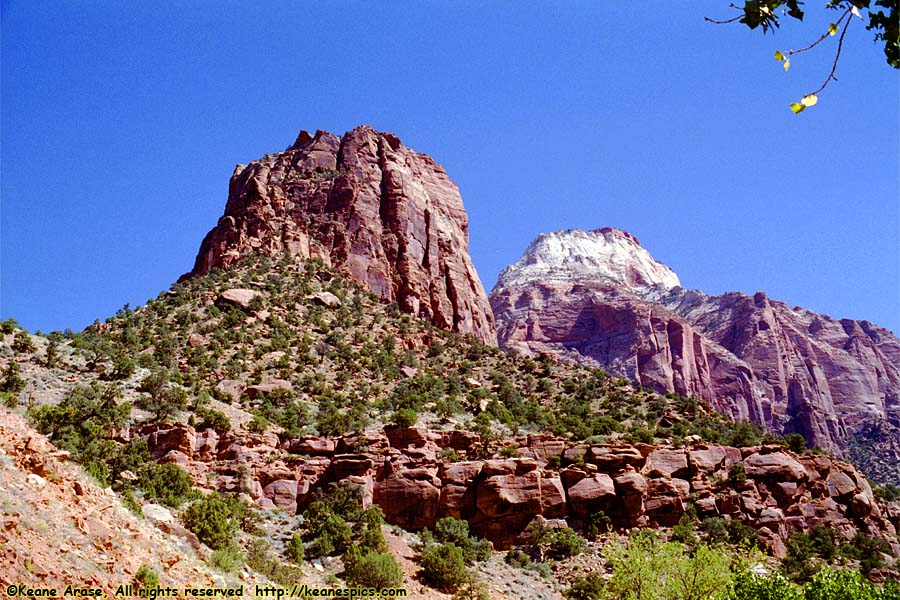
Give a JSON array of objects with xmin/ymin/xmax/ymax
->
[{"xmin": 808, "ymin": 13, "xmax": 853, "ymax": 96}]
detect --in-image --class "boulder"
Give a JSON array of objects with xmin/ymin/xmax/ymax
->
[
  {"xmin": 743, "ymin": 453, "xmax": 806, "ymax": 481},
  {"xmin": 217, "ymin": 288, "xmax": 260, "ymax": 310}
]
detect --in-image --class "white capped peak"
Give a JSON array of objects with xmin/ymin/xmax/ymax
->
[{"xmin": 495, "ymin": 228, "xmax": 680, "ymax": 291}]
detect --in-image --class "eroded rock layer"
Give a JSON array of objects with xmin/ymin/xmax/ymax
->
[
  {"xmin": 191, "ymin": 126, "xmax": 496, "ymax": 344},
  {"xmin": 144, "ymin": 421, "xmax": 900, "ymax": 558}
]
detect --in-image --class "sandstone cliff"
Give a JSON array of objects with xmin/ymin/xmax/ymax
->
[
  {"xmin": 491, "ymin": 228, "xmax": 900, "ymax": 467},
  {"xmin": 190, "ymin": 126, "xmax": 496, "ymax": 344},
  {"xmin": 143, "ymin": 421, "xmax": 900, "ymax": 558}
]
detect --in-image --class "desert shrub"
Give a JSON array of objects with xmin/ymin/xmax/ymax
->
[
  {"xmin": 729, "ymin": 463, "xmax": 748, "ymax": 484},
  {"xmin": 182, "ymin": 492, "xmax": 245, "ymax": 550},
  {"xmin": 840, "ymin": 533, "xmax": 892, "ymax": 575},
  {"xmin": 12, "ymin": 331, "xmax": 35, "ymax": 354},
  {"xmin": 1, "ymin": 391, "xmax": 17, "ymax": 409},
  {"xmin": 672, "ymin": 513, "xmax": 697, "ymax": 545},
  {"xmin": 432, "ymin": 517, "xmax": 491, "ymax": 563},
  {"xmin": 0, "ymin": 361, "xmax": 27, "ymax": 394},
  {"xmin": 193, "ymin": 405, "xmax": 230, "ymax": 431},
  {"xmin": 137, "ymin": 369, "xmax": 187, "ymax": 422},
  {"xmin": 245, "ymin": 539, "xmax": 303, "ymax": 585},
  {"xmin": 565, "ymin": 574, "xmax": 606, "ymax": 600},
  {"xmin": 526, "ymin": 520, "xmax": 586, "ymax": 560},
  {"xmin": 108, "ymin": 351, "xmax": 136, "ymax": 380},
  {"xmin": 391, "ymin": 407, "xmax": 418, "ymax": 428},
  {"xmin": 208, "ymin": 545, "xmax": 243, "ymax": 573},
  {"xmin": 783, "ymin": 433, "xmax": 808, "ymax": 454},
  {"xmin": 873, "ymin": 484, "xmax": 900, "ymax": 502},
  {"xmin": 246, "ymin": 413, "xmax": 269, "ymax": 433},
  {"xmin": 28, "ymin": 383, "xmax": 129, "ymax": 485},
  {"xmin": 309, "ymin": 514, "xmax": 352, "ymax": 557},
  {"xmin": 0, "ymin": 318, "xmax": 17, "ymax": 335},
  {"xmin": 133, "ymin": 565, "xmax": 159, "ymax": 592},
  {"xmin": 420, "ymin": 543, "xmax": 469, "ymax": 591},
  {"xmin": 346, "ymin": 551, "xmax": 403, "ymax": 589},
  {"xmin": 700, "ymin": 517, "xmax": 730, "ymax": 545},
  {"xmin": 285, "ymin": 533, "xmax": 304, "ymax": 565},
  {"xmin": 139, "ymin": 462, "xmax": 197, "ymax": 508}
]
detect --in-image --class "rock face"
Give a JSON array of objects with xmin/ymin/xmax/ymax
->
[
  {"xmin": 190, "ymin": 126, "xmax": 495, "ymax": 344},
  {"xmin": 141, "ymin": 422, "xmax": 900, "ymax": 555},
  {"xmin": 491, "ymin": 228, "xmax": 900, "ymax": 462}
]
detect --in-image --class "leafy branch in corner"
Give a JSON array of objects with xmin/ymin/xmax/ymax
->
[{"xmin": 706, "ymin": 1, "xmax": 899, "ymax": 113}]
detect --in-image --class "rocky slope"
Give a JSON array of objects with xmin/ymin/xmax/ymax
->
[
  {"xmin": 491, "ymin": 228, "xmax": 900, "ymax": 481},
  {"xmin": 189, "ymin": 126, "xmax": 495, "ymax": 344}
]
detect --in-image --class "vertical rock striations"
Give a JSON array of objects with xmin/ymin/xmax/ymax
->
[
  {"xmin": 190, "ymin": 126, "xmax": 496, "ymax": 344},
  {"xmin": 491, "ymin": 228, "xmax": 900, "ymax": 463}
]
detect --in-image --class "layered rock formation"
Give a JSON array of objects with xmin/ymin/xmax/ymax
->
[
  {"xmin": 189, "ymin": 126, "xmax": 495, "ymax": 344},
  {"xmin": 491, "ymin": 228, "xmax": 900, "ymax": 463},
  {"xmin": 142, "ymin": 421, "xmax": 900, "ymax": 559}
]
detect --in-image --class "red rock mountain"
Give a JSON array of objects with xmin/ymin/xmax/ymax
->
[
  {"xmin": 190, "ymin": 126, "xmax": 496, "ymax": 344},
  {"xmin": 491, "ymin": 228, "xmax": 900, "ymax": 461}
]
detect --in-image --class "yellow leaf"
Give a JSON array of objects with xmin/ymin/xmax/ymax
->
[
  {"xmin": 828, "ymin": 23, "xmax": 838, "ymax": 36},
  {"xmin": 775, "ymin": 50, "xmax": 786, "ymax": 61},
  {"xmin": 783, "ymin": 58, "xmax": 791, "ymax": 72},
  {"xmin": 790, "ymin": 103, "xmax": 806, "ymax": 114},
  {"xmin": 801, "ymin": 94, "xmax": 818, "ymax": 107}
]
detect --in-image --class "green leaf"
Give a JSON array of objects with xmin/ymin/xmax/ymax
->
[
  {"xmin": 789, "ymin": 103, "xmax": 806, "ymax": 114},
  {"xmin": 828, "ymin": 23, "xmax": 838, "ymax": 36},
  {"xmin": 774, "ymin": 50, "xmax": 786, "ymax": 61},
  {"xmin": 801, "ymin": 94, "xmax": 818, "ymax": 107}
]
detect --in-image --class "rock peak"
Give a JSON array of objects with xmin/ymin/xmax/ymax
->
[
  {"xmin": 494, "ymin": 227, "xmax": 680, "ymax": 292},
  {"xmin": 190, "ymin": 126, "xmax": 496, "ymax": 344}
]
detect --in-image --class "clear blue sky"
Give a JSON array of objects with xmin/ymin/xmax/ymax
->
[{"xmin": 2, "ymin": 1, "xmax": 898, "ymax": 335}]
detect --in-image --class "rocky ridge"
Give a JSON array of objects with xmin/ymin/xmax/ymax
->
[
  {"xmin": 491, "ymin": 228, "xmax": 900, "ymax": 480},
  {"xmin": 189, "ymin": 126, "xmax": 495, "ymax": 344},
  {"xmin": 134, "ymin": 420, "xmax": 900, "ymax": 562}
]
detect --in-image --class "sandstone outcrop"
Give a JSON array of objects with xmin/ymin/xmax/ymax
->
[
  {"xmin": 490, "ymin": 228, "xmax": 900, "ymax": 467},
  {"xmin": 189, "ymin": 126, "xmax": 495, "ymax": 344},
  {"xmin": 141, "ymin": 422, "xmax": 900, "ymax": 554}
]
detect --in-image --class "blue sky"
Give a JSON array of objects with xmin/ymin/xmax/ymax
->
[{"xmin": 2, "ymin": 1, "xmax": 898, "ymax": 335}]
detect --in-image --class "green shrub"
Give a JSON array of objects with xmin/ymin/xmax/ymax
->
[
  {"xmin": 432, "ymin": 517, "xmax": 490, "ymax": 563},
  {"xmin": 208, "ymin": 545, "xmax": 243, "ymax": 573},
  {"xmin": 133, "ymin": 565, "xmax": 159, "ymax": 592},
  {"xmin": 285, "ymin": 533, "xmax": 304, "ymax": 565},
  {"xmin": 196, "ymin": 406, "xmax": 231, "ymax": 431},
  {"xmin": 1, "ymin": 391, "xmax": 17, "ymax": 409},
  {"xmin": 12, "ymin": 331, "xmax": 35, "ymax": 354},
  {"xmin": 139, "ymin": 463, "xmax": 197, "ymax": 508},
  {"xmin": 347, "ymin": 551, "xmax": 403, "ymax": 589},
  {"xmin": 420, "ymin": 543, "xmax": 469, "ymax": 591},
  {"xmin": 783, "ymin": 433, "xmax": 808, "ymax": 454},
  {"xmin": 0, "ymin": 362, "xmax": 27, "ymax": 394},
  {"xmin": 182, "ymin": 492, "xmax": 244, "ymax": 550},
  {"xmin": 391, "ymin": 407, "xmax": 418, "ymax": 428},
  {"xmin": 309, "ymin": 514, "xmax": 352, "ymax": 557},
  {"xmin": 672, "ymin": 513, "xmax": 697, "ymax": 545},
  {"xmin": 245, "ymin": 539, "xmax": 303, "ymax": 585},
  {"xmin": 28, "ymin": 384, "xmax": 129, "ymax": 485},
  {"xmin": 873, "ymin": 484, "xmax": 900, "ymax": 502},
  {"xmin": 565, "ymin": 574, "xmax": 606, "ymax": 600}
]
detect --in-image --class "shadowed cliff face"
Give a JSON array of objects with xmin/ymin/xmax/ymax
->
[
  {"xmin": 491, "ymin": 228, "xmax": 900, "ymax": 461},
  {"xmin": 191, "ymin": 126, "xmax": 496, "ymax": 345}
]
